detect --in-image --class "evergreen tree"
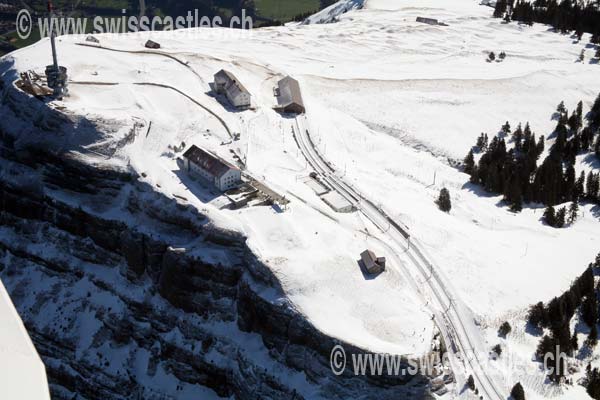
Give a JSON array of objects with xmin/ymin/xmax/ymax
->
[
  {"xmin": 492, "ymin": 343, "xmax": 503, "ymax": 356},
  {"xmin": 587, "ymin": 325, "xmax": 598, "ymax": 348},
  {"xmin": 557, "ymin": 101, "xmax": 567, "ymax": 116},
  {"xmin": 564, "ymin": 164, "xmax": 576, "ymax": 201},
  {"xmin": 568, "ymin": 200, "xmax": 579, "ymax": 224},
  {"xmin": 489, "ymin": 51, "xmax": 496, "ymax": 62},
  {"xmin": 509, "ymin": 177, "xmax": 523, "ymax": 212},
  {"xmin": 544, "ymin": 206, "xmax": 556, "ymax": 227},
  {"xmin": 555, "ymin": 207, "xmax": 566, "ymax": 228},
  {"xmin": 476, "ymin": 133, "xmax": 489, "ymax": 151},
  {"xmin": 536, "ymin": 135, "xmax": 545, "ymax": 157},
  {"xmin": 436, "ymin": 188, "xmax": 452, "ymax": 212},
  {"xmin": 536, "ymin": 335, "xmax": 555, "ymax": 360},
  {"xmin": 467, "ymin": 374, "xmax": 475, "ymax": 391},
  {"xmin": 494, "ymin": 0, "xmax": 507, "ymax": 18},
  {"xmin": 568, "ymin": 110, "xmax": 581, "ymax": 133},
  {"xmin": 582, "ymin": 294, "xmax": 599, "ymax": 328},
  {"xmin": 513, "ymin": 122, "xmax": 523, "ymax": 148},
  {"xmin": 464, "ymin": 149, "xmax": 475, "ymax": 175},
  {"xmin": 579, "ymin": 49, "xmax": 585, "ymax": 62},
  {"xmin": 501, "ymin": 121, "xmax": 511, "ymax": 136},
  {"xmin": 509, "ymin": 0, "xmax": 599, "ymax": 35},
  {"xmin": 511, "ymin": 382, "xmax": 525, "ymax": 400},
  {"xmin": 499, "ymin": 321, "xmax": 512, "ymax": 337},
  {"xmin": 587, "ymin": 365, "xmax": 600, "ymax": 399},
  {"xmin": 571, "ymin": 332, "xmax": 579, "ymax": 351},
  {"xmin": 524, "ymin": 121, "xmax": 532, "ymax": 136},
  {"xmin": 581, "ymin": 127, "xmax": 593, "ymax": 151},
  {"xmin": 528, "ymin": 301, "xmax": 547, "ymax": 328},
  {"xmin": 576, "ymin": 171, "xmax": 586, "ymax": 199},
  {"xmin": 590, "ymin": 92, "xmax": 600, "ymax": 128},
  {"xmin": 587, "ymin": 171, "xmax": 600, "ymax": 201}
]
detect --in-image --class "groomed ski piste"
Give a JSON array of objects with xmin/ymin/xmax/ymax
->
[{"xmin": 1, "ymin": 0, "xmax": 599, "ymax": 398}]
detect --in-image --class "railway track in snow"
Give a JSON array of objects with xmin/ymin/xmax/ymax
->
[{"xmin": 292, "ymin": 115, "xmax": 505, "ymax": 400}]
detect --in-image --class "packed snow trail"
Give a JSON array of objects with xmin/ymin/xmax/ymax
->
[
  {"xmin": 70, "ymin": 81, "xmax": 233, "ymax": 139},
  {"xmin": 293, "ymin": 115, "xmax": 505, "ymax": 400}
]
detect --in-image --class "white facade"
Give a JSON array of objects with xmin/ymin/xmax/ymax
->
[
  {"xmin": 217, "ymin": 168, "xmax": 242, "ymax": 191},
  {"xmin": 214, "ymin": 70, "xmax": 251, "ymax": 109},
  {"xmin": 228, "ymin": 91, "xmax": 251, "ymax": 109},
  {"xmin": 182, "ymin": 146, "xmax": 242, "ymax": 192}
]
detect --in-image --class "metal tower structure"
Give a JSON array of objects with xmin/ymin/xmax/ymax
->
[{"xmin": 44, "ymin": 0, "xmax": 68, "ymax": 99}]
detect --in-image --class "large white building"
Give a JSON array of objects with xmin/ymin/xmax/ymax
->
[
  {"xmin": 182, "ymin": 145, "xmax": 242, "ymax": 191},
  {"xmin": 213, "ymin": 70, "xmax": 251, "ymax": 109}
]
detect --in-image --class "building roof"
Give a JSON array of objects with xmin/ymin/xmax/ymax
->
[
  {"xmin": 360, "ymin": 249, "xmax": 383, "ymax": 273},
  {"xmin": 361, "ymin": 249, "xmax": 377, "ymax": 265},
  {"xmin": 276, "ymin": 76, "xmax": 305, "ymax": 111},
  {"xmin": 183, "ymin": 145, "xmax": 240, "ymax": 178},
  {"xmin": 214, "ymin": 69, "xmax": 250, "ymax": 99},
  {"xmin": 145, "ymin": 39, "xmax": 160, "ymax": 49}
]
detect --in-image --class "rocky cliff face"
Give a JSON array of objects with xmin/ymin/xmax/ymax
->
[{"xmin": 0, "ymin": 69, "xmax": 430, "ymax": 400}]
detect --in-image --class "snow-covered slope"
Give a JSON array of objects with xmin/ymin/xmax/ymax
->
[
  {"xmin": 302, "ymin": 0, "xmax": 365, "ymax": 25},
  {"xmin": 0, "ymin": 279, "xmax": 50, "ymax": 399},
  {"xmin": 1, "ymin": 0, "xmax": 599, "ymax": 398}
]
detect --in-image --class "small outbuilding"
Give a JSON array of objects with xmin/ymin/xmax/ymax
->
[
  {"xmin": 416, "ymin": 17, "xmax": 448, "ymax": 26},
  {"xmin": 213, "ymin": 69, "xmax": 251, "ymax": 109},
  {"xmin": 274, "ymin": 76, "xmax": 305, "ymax": 114},
  {"xmin": 182, "ymin": 145, "xmax": 242, "ymax": 191},
  {"xmin": 145, "ymin": 40, "xmax": 161, "ymax": 49},
  {"xmin": 360, "ymin": 249, "xmax": 386, "ymax": 275},
  {"xmin": 321, "ymin": 191, "xmax": 353, "ymax": 213},
  {"xmin": 416, "ymin": 17, "xmax": 439, "ymax": 25}
]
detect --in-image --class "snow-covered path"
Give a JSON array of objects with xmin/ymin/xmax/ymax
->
[{"xmin": 294, "ymin": 114, "xmax": 506, "ymax": 398}]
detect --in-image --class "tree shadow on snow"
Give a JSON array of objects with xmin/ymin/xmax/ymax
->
[
  {"xmin": 461, "ymin": 181, "xmax": 500, "ymax": 199},
  {"xmin": 581, "ymin": 153, "xmax": 600, "ymax": 169},
  {"xmin": 590, "ymin": 205, "xmax": 600, "ymax": 221},
  {"xmin": 577, "ymin": 344, "xmax": 595, "ymax": 360},
  {"xmin": 525, "ymin": 321, "xmax": 544, "ymax": 337}
]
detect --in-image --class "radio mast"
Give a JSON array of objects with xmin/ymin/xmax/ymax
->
[{"xmin": 44, "ymin": 0, "xmax": 68, "ymax": 99}]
